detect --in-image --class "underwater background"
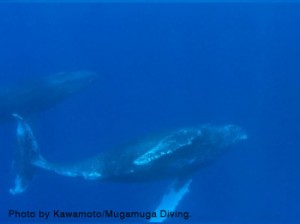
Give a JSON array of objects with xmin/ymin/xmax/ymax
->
[{"xmin": 0, "ymin": 2, "xmax": 300, "ymax": 223}]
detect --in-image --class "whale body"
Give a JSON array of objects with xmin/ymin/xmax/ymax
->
[
  {"xmin": 10, "ymin": 114, "xmax": 247, "ymax": 195},
  {"xmin": 0, "ymin": 71, "xmax": 97, "ymax": 123},
  {"xmin": 9, "ymin": 114, "xmax": 247, "ymax": 222}
]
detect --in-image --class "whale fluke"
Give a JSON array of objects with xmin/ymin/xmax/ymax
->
[{"xmin": 10, "ymin": 114, "xmax": 41, "ymax": 194}]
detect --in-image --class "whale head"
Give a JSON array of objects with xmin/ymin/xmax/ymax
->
[
  {"xmin": 182, "ymin": 124, "xmax": 248, "ymax": 168},
  {"xmin": 45, "ymin": 71, "xmax": 97, "ymax": 95},
  {"xmin": 215, "ymin": 124, "xmax": 248, "ymax": 146}
]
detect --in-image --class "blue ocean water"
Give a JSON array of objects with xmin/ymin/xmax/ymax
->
[{"xmin": 0, "ymin": 2, "xmax": 300, "ymax": 223}]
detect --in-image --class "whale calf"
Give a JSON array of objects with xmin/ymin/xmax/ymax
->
[
  {"xmin": 10, "ymin": 114, "xmax": 247, "ymax": 222},
  {"xmin": 0, "ymin": 71, "xmax": 97, "ymax": 123}
]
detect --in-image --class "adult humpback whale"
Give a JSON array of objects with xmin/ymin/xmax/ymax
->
[
  {"xmin": 0, "ymin": 71, "xmax": 97, "ymax": 123},
  {"xmin": 10, "ymin": 114, "xmax": 247, "ymax": 222}
]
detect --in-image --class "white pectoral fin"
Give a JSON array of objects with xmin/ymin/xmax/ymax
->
[{"xmin": 150, "ymin": 178, "xmax": 192, "ymax": 223}]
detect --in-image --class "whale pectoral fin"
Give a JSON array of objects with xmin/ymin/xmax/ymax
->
[{"xmin": 150, "ymin": 178, "xmax": 192, "ymax": 223}]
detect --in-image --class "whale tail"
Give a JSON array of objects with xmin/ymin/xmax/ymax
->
[
  {"xmin": 10, "ymin": 114, "xmax": 102, "ymax": 195},
  {"xmin": 9, "ymin": 114, "xmax": 44, "ymax": 195}
]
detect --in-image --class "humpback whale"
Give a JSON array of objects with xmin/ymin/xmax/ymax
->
[
  {"xmin": 0, "ymin": 71, "xmax": 97, "ymax": 123},
  {"xmin": 10, "ymin": 114, "xmax": 247, "ymax": 222}
]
